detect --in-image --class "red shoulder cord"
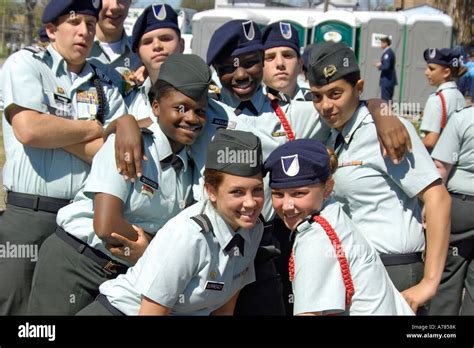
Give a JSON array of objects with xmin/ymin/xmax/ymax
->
[
  {"xmin": 437, "ymin": 91, "xmax": 447, "ymax": 130},
  {"xmin": 289, "ymin": 215, "xmax": 355, "ymax": 309},
  {"xmin": 271, "ymin": 99, "xmax": 295, "ymax": 142}
]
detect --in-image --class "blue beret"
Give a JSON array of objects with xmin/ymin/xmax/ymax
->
[
  {"xmin": 424, "ymin": 48, "xmax": 460, "ymax": 68},
  {"xmin": 262, "ymin": 21, "xmax": 300, "ymax": 55},
  {"xmin": 132, "ymin": 4, "xmax": 180, "ymax": 53},
  {"xmin": 207, "ymin": 20, "xmax": 263, "ymax": 66},
  {"xmin": 264, "ymin": 139, "xmax": 331, "ymax": 189},
  {"xmin": 42, "ymin": 0, "xmax": 101, "ymax": 24}
]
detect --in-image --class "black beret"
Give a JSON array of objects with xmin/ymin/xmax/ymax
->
[
  {"xmin": 131, "ymin": 4, "xmax": 180, "ymax": 53},
  {"xmin": 262, "ymin": 21, "xmax": 300, "ymax": 55},
  {"xmin": 158, "ymin": 53, "xmax": 211, "ymax": 101},
  {"xmin": 207, "ymin": 20, "xmax": 263, "ymax": 66},
  {"xmin": 206, "ymin": 129, "xmax": 263, "ymax": 177},
  {"xmin": 42, "ymin": 0, "xmax": 101, "ymax": 24},
  {"xmin": 308, "ymin": 42, "xmax": 359, "ymax": 86},
  {"xmin": 264, "ymin": 139, "xmax": 330, "ymax": 189}
]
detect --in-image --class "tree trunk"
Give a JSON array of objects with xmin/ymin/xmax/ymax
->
[{"xmin": 25, "ymin": 0, "xmax": 36, "ymax": 45}]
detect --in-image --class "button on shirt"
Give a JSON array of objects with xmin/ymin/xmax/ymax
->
[
  {"xmin": 125, "ymin": 77, "xmax": 154, "ymax": 120},
  {"xmin": 88, "ymin": 34, "xmax": 142, "ymax": 97},
  {"xmin": 99, "ymin": 199, "xmax": 263, "ymax": 315},
  {"xmin": 328, "ymin": 104, "xmax": 441, "ymax": 254},
  {"xmin": 420, "ymin": 81, "xmax": 466, "ymax": 134},
  {"xmin": 292, "ymin": 199, "xmax": 414, "ymax": 315},
  {"xmin": 1, "ymin": 45, "xmax": 128, "ymax": 199},
  {"xmin": 432, "ymin": 106, "xmax": 474, "ymax": 196},
  {"xmin": 57, "ymin": 119, "xmax": 194, "ymax": 265}
]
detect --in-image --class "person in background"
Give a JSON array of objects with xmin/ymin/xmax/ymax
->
[{"xmin": 374, "ymin": 36, "xmax": 397, "ymax": 102}]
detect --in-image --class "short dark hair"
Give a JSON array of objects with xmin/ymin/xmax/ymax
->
[
  {"xmin": 342, "ymin": 71, "xmax": 361, "ymax": 87},
  {"xmin": 380, "ymin": 36, "xmax": 391, "ymax": 45}
]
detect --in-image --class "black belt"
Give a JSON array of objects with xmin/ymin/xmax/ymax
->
[
  {"xmin": 7, "ymin": 192, "xmax": 70, "ymax": 214},
  {"xmin": 96, "ymin": 294, "xmax": 125, "ymax": 316},
  {"xmin": 55, "ymin": 226, "xmax": 128, "ymax": 275},
  {"xmin": 450, "ymin": 192, "xmax": 474, "ymax": 202},
  {"xmin": 380, "ymin": 252, "xmax": 423, "ymax": 266}
]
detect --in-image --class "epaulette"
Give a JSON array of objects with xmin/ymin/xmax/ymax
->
[
  {"xmin": 22, "ymin": 45, "xmax": 47, "ymax": 55},
  {"xmin": 190, "ymin": 214, "xmax": 213, "ymax": 234},
  {"xmin": 90, "ymin": 64, "xmax": 112, "ymax": 85},
  {"xmin": 456, "ymin": 105, "xmax": 473, "ymax": 112},
  {"xmin": 140, "ymin": 127, "xmax": 154, "ymax": 135}
]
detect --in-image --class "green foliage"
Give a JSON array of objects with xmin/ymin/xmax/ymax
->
[{"xmin": 180, "ymin": 0, "xmax": 215, "ymax": 12}]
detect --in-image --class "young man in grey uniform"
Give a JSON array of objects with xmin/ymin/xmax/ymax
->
[{"xmin": 0, "ymin": 0, "xmax": 127, "ymax": 315}]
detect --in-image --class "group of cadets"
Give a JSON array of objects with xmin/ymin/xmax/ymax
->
[{"xmin": 0, "ymin": 0, "xmax": 472, "ymax": 316}]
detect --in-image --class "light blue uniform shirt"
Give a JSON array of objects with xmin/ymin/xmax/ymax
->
[
  {"xmin": 420, "ymin": 81, "xmax": 466, "ymax": 134},
  {"xmin": 125, "ymin": 77, "xmax": 154, "ymax": 120},
  {"xmin": 100, "ymin": 199, "xmax": 263, "ymax": 315},
  {"xmin": 293, "ymin": 199, "xmax": 414, "ymax": 315},
  {"xmin": 88, "ymin": 34, "xmax": 142, "ymax": 97},
  {"xmin": 57, "ymin": 120, "xmax": 194, "ymax": 265},
  {"xmin": 432, "ymin": 106, "xmax": 474, "ymax": 196},
  {"xmin": 1, "ymin": 45, "xmax": 127, "ymax": 199},
  {"xmin": 328, "ymin": 104, "xmax": 441, "ymax": 254}
]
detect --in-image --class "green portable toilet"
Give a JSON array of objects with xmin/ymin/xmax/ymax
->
[
  {"xmin": 312, "ymin": 11, "xmax": 357, "ymax": 49},
  {"xmin": 191, "ymin": 9, "xmax": 269, "ymax": 60},
  {"xmin": 355, "ymin": 12, "xmax": 406, "ymax": 103}
]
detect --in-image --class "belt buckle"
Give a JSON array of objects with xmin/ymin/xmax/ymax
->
[{"xmin": 103, "ymin": 260, "xmax": 119, "ymax": 274}]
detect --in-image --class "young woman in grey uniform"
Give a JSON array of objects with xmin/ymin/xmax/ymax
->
[
  {"xmin": 307, "ymin": 42, "xmax": 451, "ymax": 314},
  {"xmin": 420, "ymin": 48, "xmax": 466, "ymax": 151},
  {"xmin": 429, "ymin": 106, "xmax": 474, "ymax": 315},
  {"xmin": 27, "ymin": 53, "xmax": 210, "ymax": 315},
  {"xmin": 265, "ymin": 139, "xmax": 414, "ymax": 315},
  {"xmin": 77, "ymin": 129, "xmax": 265, "ymax": 315}
]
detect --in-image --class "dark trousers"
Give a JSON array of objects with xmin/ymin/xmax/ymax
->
[
  {"xmin": 272, "ymin": 218, "xmax": 293, "ymax": 316},
  {"xmin": 381, "ymin": 85, "xmax": 395, "ymax": 102},
  {"xmin": 429, "ymin": 194, "xmax": 474, "ymax": 315},
  {"xmin": 0, "ymin": 204, "xmax": 57, "ymax": 315},
  {"xmin": 234, "ymin": 220, "xmax": 286, "ymax": 315},
  {"xmin": 28, "ymin": 233, "xmax": 124, "ymax": 315}
]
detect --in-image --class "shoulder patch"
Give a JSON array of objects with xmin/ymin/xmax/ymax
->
[{"xmin": 90, "ymin": 64, "xmax": 112, "ymax": 84}]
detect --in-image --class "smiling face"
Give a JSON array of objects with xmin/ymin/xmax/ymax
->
[
  {"xmin": 152, "ymin": 88, "xmax": 207, "ymax": 153},
  {"xmin": 206, "ymin": 173, "xmax": 264, "ymax": 231},
  {"xmin": 138, "ymin": 28, "xmax": 183, "ymax": 80},
  {"xmin": 98, "ymin": 0, "xmax": 130, "ymax": 37},
  {"xmin": 263, "ymin": 46, "xmax": 301, "ymax": 97},
  {"xmin": 214, "ymin": 51, "xmax": 263, "ymax": 101},
  {"xmin": 271, "ymin": 180, "xmax": 334, "ymax": 231},
  {"xmin": 310, "ymin": 78, "xmax": 363, "ymax": 132},
  {"xmin": 424, "ymin": 63, "xmax": 451, "ymax": 86},
  {"xmin": 47, "ymin": 14, "xmax": 97, "ymax": 73}
]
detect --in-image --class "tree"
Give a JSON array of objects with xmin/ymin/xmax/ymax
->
[
  {"xmin": 430, "ymin": 0, "xmax": 472, "ymax": 46},
  {"xmin": 24, "ymin": 0, "xmax": 37, "ymax": 44},
  {"xmin": 180, "ymin": 0, "xmax": 214, "ymax": 12}
]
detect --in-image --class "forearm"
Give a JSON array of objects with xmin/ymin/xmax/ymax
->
[
  {"xmin": 95, "ymin": 217, "xmax": 139, "ymax": 246},
  {"xmin": 63, "ymin": 137, "xmax": 104, "ymax": 164}
]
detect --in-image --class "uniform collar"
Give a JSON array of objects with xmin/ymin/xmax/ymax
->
[
  {"xmin": 436, "ymin": 81, "xmax": 458, "ymax": 92},
  {"xmin": 204, "ymin": 200, "xmax": 252, "ymax": 250},
  {"xmin": 331, "ymin": 102, "xmax": 371, "ymax": 147},
  {"xmin": 220, "ymin": 86, "xmax": 266, "ymax": 115},
  {"xmin": 93, "ymin": 32, "xmax": 132, "ymax": 61},
  {"xmin": 140, "ymin": 77, "xmax": 153, "ymax": 101},
  {"xmin": 148, "ymin": 118, "xmax": 188, "ymax": 173},
  {"xmin": 48, "ymin": 45, "xmax": 94, "ymax": 82}
]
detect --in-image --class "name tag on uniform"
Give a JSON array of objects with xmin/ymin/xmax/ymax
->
[
  {"xmin": 338, "ymin": 161, "xmax": 363, "ymax": 168},
  {"xmin": 205, "ymin": 281, "xmax": 225, "ymax": 291},
  {"xmin": 51, "ymin": 94, "xmax": 73, "ymax": 119},
  {"xmin": 140, "ymin": 176, "xmax": 159, "ymax": 198}
]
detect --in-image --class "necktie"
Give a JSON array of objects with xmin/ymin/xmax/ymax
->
[
  {"xmin": 162, "ymin": 154, "xmax": 184, "ymax": 175},
  {"xmin": 235, "ymin": 101, "xmax": 258, "ymax": 116},
  {"xmin": 334, "ymin": 132, "xmax": 345, "ymax": 151},
  {"xmin": 224, "ymin": 234, "xmax": 245, "ymax": 257}
]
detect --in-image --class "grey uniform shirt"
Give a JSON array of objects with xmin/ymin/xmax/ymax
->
[
  {"xmin": 88, "ymin": 34, "xmax": 142, "ymax": 97},
  {"xmin": 420, "ymin": 81, "xmax": 466, "ymax": 134},
  {"xmin": 100, "ymin": 199, "xmax": 263, "ymax": 315},
  {"xmin": 1, "ymin": 45, "xmax": 127, "ymax": 199},
  {"xmin": 328, "ymin": 104, "xmax": 441, "ymax": 254},
  {"xmin": 57, "ymin": 119, "xmax": 194, "ymax": 265},
  {"xmin": 432, "ymin": 106, "xmax": 474, "ymax": 196},
  {"xmin": 293, "ymin": 199, "xmax": 414, "ymax": 315},
  {"xmin": 125, "ymin": 77, "xmax": 154, "ymax": 120}
]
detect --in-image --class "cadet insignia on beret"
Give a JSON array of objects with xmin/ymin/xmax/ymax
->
[
  {"xmin": 280, "ymin": 22, "xmax": 292, "ymax": 40},
  {"xmin": 242, "ymin": 21, "xmax": 255, "ymax": 41},
  {"xmin": 92, "ymin": 0, "xmax": 100, "ymax": 9},
  {"xmin": 153, "ymin": 4, "xmax": 167, "ymax": 21},
  {"xmin": 281, "ymin": 155, "xmax": 299, "ymax": 177},
  {"xmin": 323, "ymin": 65, "xmax": 337, "ymax": 79},
  {"xmin": 429, "ymin": 48, "xmax": 436, "ymax": 59}
]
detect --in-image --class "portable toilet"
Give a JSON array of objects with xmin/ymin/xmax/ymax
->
[
  {"xmin": 191, "ymin": 9, "xmax": 269, "ymax": 60},
  {"xmin": 312, "ymin": 11, "xmax": 357, "ymax": 49},
  {"xmin": 177, "ymin": 8, "xmax": 197, "ymax": 53},
  {"xmin": 355, "ymin": 12, "xmax": 406, "ymax": 103},
  {"xmin": 400, "ymin": 14, "xmax": 452, "ymax": 107},
  {"xmin": 251, "ymin": 8, "xmax": 318, "ymax": 54}
]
